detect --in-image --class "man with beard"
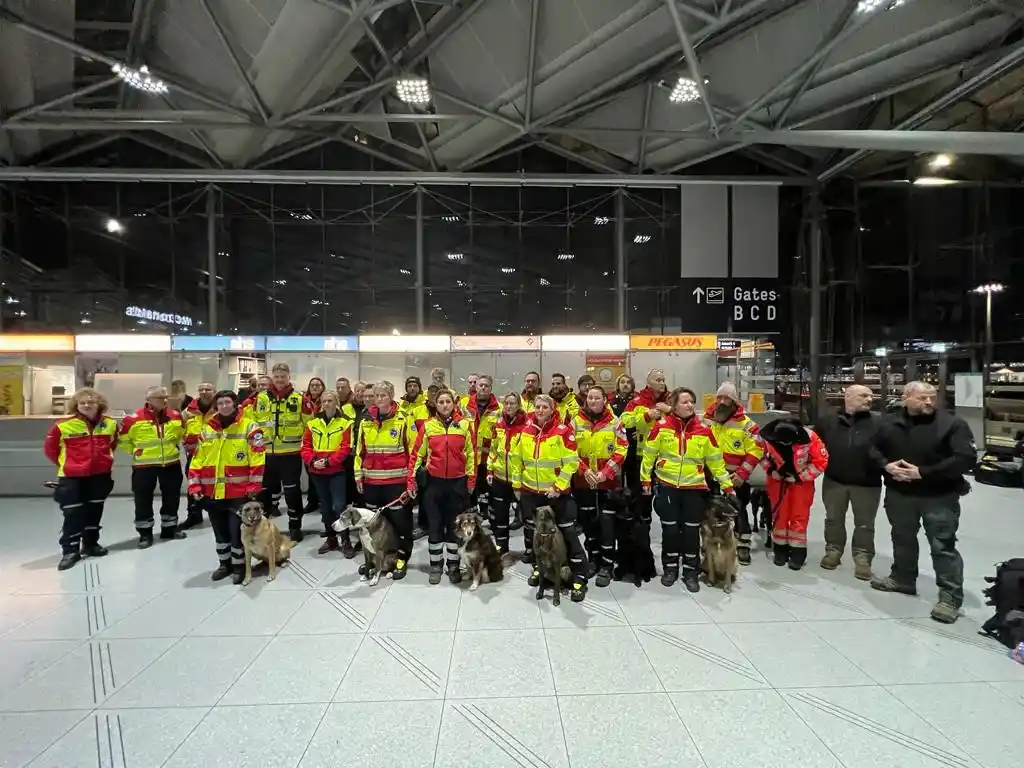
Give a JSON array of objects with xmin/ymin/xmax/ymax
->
[
  {"xmin": 521, "ymin": 371, "xmax": 541, "ymax": 414},
  {"xmin": 549, "ymin": 373, "xmax": 580, "ymax": 424},
  {"xmin": 181, "ymin": 382, "xmax": 217, "ymax": 530},
  {"xmin": 575, "ymin": 374, "xmax": 596, "ymax": 411},
  {"xmin": 459, "ymin": 374, "xmax": 479, "ymax": 411},
  {"xmin": 335, "ymin": 377, "xmax": 357, "ymax": 416},
  {"xmin": 465, "ymin": 374, "xmax": 500, "ymax": 525},
  {"xmin": 869, "ymin": 381, "xmax": 976, "ymax": 624},
  {"xmin": 623, "ymin": 369, "xmax": 671, "ymax": 521},
  {"xmin": 703, "ymin": 382, "xmax": 763, "ymax": 565}
]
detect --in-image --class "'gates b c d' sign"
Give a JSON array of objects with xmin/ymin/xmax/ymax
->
[{"xmin": 629, "ymin": 335, "xmax": 718, "ymax": 351}]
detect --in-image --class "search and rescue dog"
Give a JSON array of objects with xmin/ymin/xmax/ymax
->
[
  {"xmin": 332, "ymin": 505, "xmax": 399, "ymax": 586},
  {"xmin": 701, "ymin": 494, "xmax": 740, "ymax": 593},
  {"xmin": 453, "ymin": 511, "xmax": 505, "ymax": 591},
  {"xmin": 532, "ymin": 505, "xmax": 572, "ymax": 606},
  {"xmin": 238, "ymin": 500, "xmax": 296, "ymax": 586}
]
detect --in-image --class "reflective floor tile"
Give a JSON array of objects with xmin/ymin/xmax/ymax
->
[
  {"xmin": 456, "ymin": 585, "xmax": 543, "ymax": 631},
  {"xmin": 637, "ymin": 623, "xmax": 770, "ymax": 692},
  {"xmin": 29, "ymin": 707, "xmax": 210, "ymax": 768},
  {"xmin": 560, "ymin": 692, "xmax": 703, "ymax": 768},
  {"xmin": 894, "ymin": 619, "xmax": 1024, "ymax": 683},
  {"xmin": 722, "ymin": 621, "xmax": 874, "ymax": 689},
  {"xmin": 691, "ymin": 582, "xmax": 797, "ymax": 623},
  {"xmin": 0, "ymin": 640, "xmax": 80, "ymax": 689},
  {"xmin": 98, "ymin": 589, "xmax": 234, "ymax": 639},
  {"xmin": 369, "ymin": 585, "xmax": 462, "ymax": 633},
  {"xmin": 545, "ymin": 626, "xmax": 661, "ymax": 696},
  {"xmin": 278, "ymin": 588, "xmax": 385, "ymax": 635},
  {"xmin": 298, "ymin": 700, "xmax": 442, "ymax": 768},
  {"xmin": 609, "ymin": 583, "xmax": 712, "ymax": 626},
  {"xmin": 222, "ymin": 634, "xmax": 359, "ymax": 706},
  {"xmin": 754, "ymin": 577, "xmax": 878, "ymax": 622},
  {"xmin": 989, "ymin": 681, "xmax": 1024, "ymax": 706},
  {"xmin": 162, "ymin": 703, "xmax": 327, "ymax": 768},
  {"xmin": 672, "ymin": 689, "xmax": 842, "ymax": 768},
  {"xmin": 190, "ymin": 590, "xmax": 310, "ymax": 636},
  {"xmin": 5, "ymin": 592, "xmax": 156, "ymax": 641},
  {"xmin": 103, "ymin": 636, "xmax": 270, "ymax": 708},
  {"xmin": 447, "ymin": 629, "xmax": 554, "ymax": 699},
  {"xmin": 334, "ymin": 631, "xmax": 452, "ymax": 703},
  {"xmin": 0, "ymin": 595, "xmax": 73, "ymax": 637},
  {"xmin": 0, "ymin": 710, "xmax": 90, "ymax": 767},
  {"xmin": 786, "ymin": 686, "xmax": 979, "ymax": 768},
  {"xmin": 434, "ymin": 697, "xmax": 569, "ymax": 768},
  {"xmin": 536, "ymin": 589, "xmax": 628, "ymax": 630}
]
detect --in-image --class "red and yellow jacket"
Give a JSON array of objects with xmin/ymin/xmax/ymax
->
[
  {"xmin": 702, "ymin": 404, "xmax": 764, "ymax": 483},
  {"xmin": 183, "ymin": 398, "xmax": 217, "ymax": 456},
  {"xmin": 44, "ymin": 413, "xmax": 118, "ymax": 477},
  {"xmin": 551, "ymin": 391, "xmax": 580, "ymax": 424},
  {"xmin": 487, "ymin": 409, "xmax": 528, "ymax": 483},
  {"xmin": 571, "ymin": 406, "xmax": 628, "ymax": 490},
  {"xmin": 464, "ymin": 393, "xmax": 499, "ymax": 466},
  {"xmin": 511, "ymin": 413, "xmax": 579, "ymax": 495},
  {"xmin": 408, "ymin": 413, "xmax": 476, "ymax": 491},
  {"xmin": 520, "ymin": 390, "xmax": 538, "ymax": 414},
  {"xmin": 300, "ymin": 411, "xmax": 353, "ymax": 476},
  {"xmin": 622, "ymin": 386, "xmax": 669, "ymax": 448},
  {"xmin": 641, "ymin": 412, "xmax": 732, "ymax": 492},
  {"xmin": 354, "ymin": 402, "xmax": 410, "ymax": 486},
  {"xmin": 187, "ymin": 412, "xmax": 266, "ymax": 499},
  {"xmin": 118, "ymin": 405, "xmax": 185, "ymax": 468},
  {"xmin": 761, "ymin": 425, "xmax": 829, "ymax": 484}
]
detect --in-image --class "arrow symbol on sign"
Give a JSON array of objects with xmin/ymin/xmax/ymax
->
[{"xmin": 692, "ymin": 286, "xmax": 705, "ymax": 303}]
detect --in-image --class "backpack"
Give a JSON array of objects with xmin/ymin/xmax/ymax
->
[{"xmin": 980, "ymin": 558, "xmax": 1024, "ymax": 649}]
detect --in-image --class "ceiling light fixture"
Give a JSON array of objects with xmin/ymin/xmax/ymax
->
[
  {"xmin": 446, "ymin": 253, "xmax": 464, "ymax": 261},
  {"xmin": 594, "ymin": 216, "xmax": 611, "ymax": 226},
  {"xmin": 633, "ymin": 234, "xmax": 652, "ymax": 244},
  {"xmin": 912, "ymin": 177, "xmax": 958, "ymax": 187},
  {"xmin": 855, "ymin": 0, "xmax": 905, "ymax": 14},
  {"xmin": 399, "ymin": 268, "xmax": 412, "ymax": 275},
  {"xmin": 557, "ymin": 253, "xmax": 575, "ymax": 262},
  {"xmin": 539, "ymin": 277, "xmax": 551, "ymax": 286},
  {"xmin": 500, "ymin": 267, "xmax": 516, "ymax": 274},
  {"xmin": 928, "ymin": 153, "xmax": 954, "ymax": 170},
  {"xmin": 111, "ymin": 63, "xmax": 168, "ymax": 94},
  {"xmin": 396, "ymin": 77, "xmax": 431, "ymax": 104},
  {"xmin": 441, "ymin": 214, "xmax": 460, "ymax": 222},
  {"xmin": 669, "ymin": 76, "xmax": 706, "ymax": 104},
  {"xmin": 105, "ymin": 218, "xmax": 124, "ymax": 234}
]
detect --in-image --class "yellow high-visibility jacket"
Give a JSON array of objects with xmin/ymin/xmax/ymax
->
[
  {"xmin": 186, "ymin": 414, "xmax": 266, "ymax": 499},
  {"xmin": 621, "ymin": 386, "xmax": 669, "ymax": 450},
  {"xmin": 354, "ymin": 402, "xmax": 411, "ymax": 486},
  {"xmin": 464, "ymin": 394, "xmax": 500, "ymax": 466},
  {"xmin": 183, "ymin": 399, "xmax": 217, "ymax": 456},
  {"xmin": 118, "ymin": 406, "xmax": 185, "ymax": 468},
  {"xmin": 702, "ymin": 404, "xmax": 764, "ymax": 483},
  {"xmin": 551, "ymin": 392, "xmax": 579, "ymax": 425},
  {"xmin": 570, "ymin": 406, "xmax": 628, "ymax": 489},
  {"xmin": 641, "ymin": 412, "xmax": 732, "ymax": 492},
  {"xmin": 487, "ymin": 410, "xmax": 528, "ymax": 483},
  {"xmin": 511, "ymin": 415, "xmax": 579, "ymax": 494},
  {"xmin": 249, "ymin": 386, "xmax": 311, "ymax": 455}
]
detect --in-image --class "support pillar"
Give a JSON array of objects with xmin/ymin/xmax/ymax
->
[
  {"xmin": 415, "ymin": 185, "xmax": 425, "ymax": 332},
  {"xmin": 206, "ymin": 184, "xmax": 217, "ymax": 334},
  {"xmin": 615, "ymin": 188, "xmax": 626, "ymax": 331},
  {"xmin": 808, "ymin": 192, "xmax": 824, "ymax": 424}
]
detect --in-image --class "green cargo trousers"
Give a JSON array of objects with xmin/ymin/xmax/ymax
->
[
  {"xmin": 884, "ymin": 489, "xmax": 964, "ymax": 608},
  {"xmin": 821, "ymin": 478, "xmax": 881, "ymax": 560}
]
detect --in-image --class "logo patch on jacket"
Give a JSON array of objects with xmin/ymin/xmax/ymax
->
[
  {"xmin": 733, "ymin": 439, "xmax": 742, "ymax": 449},
  {"xmin": 389, "ymin": 428, "xmax": 398, "ymax": 438},
  {"xmin": 235, "ymin": 451, "xmax": 246, "ymax": 461},
  {"xmin": 250, "ymin": 431, "xmax": 264, "ymax": 446},
  {"xmin": 607, "ymin": 442, "xmax": 615, "ymax": 453}
]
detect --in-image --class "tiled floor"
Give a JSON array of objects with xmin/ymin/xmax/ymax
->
[{"xmin": 1, "ymin": 484, "xmax": 1022, "ymax": 768}]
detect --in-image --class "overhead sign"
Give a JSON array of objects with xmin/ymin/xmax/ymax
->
[
  {"xmin": 125, "ymin": 305, "xmax": 193, "ymax": 328},
  {"xmin": 686, "ymin": 281, "xmax": 783, "ymax": 335},
  {"xmin": 171, "ymin": 335, "xmax": 266, "ymax": 352},
  {"xmin": 451, "ymin": 335, "xmax": 539, "ymax": 352},
  {"xmin": 0, "ymin": 334, "xmax": 75, "ymax": 352},
  {"xmin": 630, "ymin": 334, "xmax": 717, "ymax": 351},
  {"xmin": 265, "ymin": 336, "xmax": 358, "ymax": 352}
]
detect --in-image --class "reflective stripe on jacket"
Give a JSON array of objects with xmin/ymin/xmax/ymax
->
[
  {"xmin": 641, "ymin": 413, "xmax": 732, "ymax": 492},
  {"xmin": 249, "ymin": 386, "xmax": 310, "ymax": 455},
  {"xmin": 44, "ymin": 414, "xmax": 118, "ymax": 477},
  {"xmin": 183, "ymin": 400, "xmax": 217, "ymax": 456},
  {"xmin": 186, "ymin": 414, "xmax": 266, "ymax": 499},
  {"xmin": 511, "ymin": 414, "xmax": 579, "ymax": 494},
  {"xmin": 408, "ymin": 414, "xmax": 476, "ymax": 490},
  {"xmin": 622, "ymin": 386, "xmax": 669, "ymax": 448},
  {"xmin": 487, "ymin": 410, "xmax": 528, "ymax": 483},
  {"xmin": 552, "ymin": 392, "xmax": 579, "ymax": 425},
  {"xmin": 118, "ymin": 406, "xmax": 185, "ymax": 468},
  {"xmin": 703, "ymin": 404, "xmax": 764, "ymax": 482},
  {"xmin": 464, "ymin": 394, "xmax": 499, "ymax": 464},
  {"xmin": 571, "ymin": 406, "xmax": 628, "ymax": 489},
  {"xmin": 354, "ymin": 403, "xmax": 410, "ymax": 485},
  {"xmin": 300, "ymin": 411, "xmax": 353, "ymax": 476}
]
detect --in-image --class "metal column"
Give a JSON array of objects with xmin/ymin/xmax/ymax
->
[
  {"xmin": 415, "ymin": 185, "xmax": 425, "ymax": 332},
  {"xmin": 808, "ymin": 193, "xmax": 823, "ymax": 423},
  {"xmin": 206, "ymin": 184, "xmax": 218, "ymax": 334},
  {"xmin": 615, "ymin": 189, "xmax": 626, "ymax": 331}
]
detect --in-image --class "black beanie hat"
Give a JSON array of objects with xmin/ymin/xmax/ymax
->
[{"xmin": 405, "ymin": 376, "xmax": 422, "ymax": 388}]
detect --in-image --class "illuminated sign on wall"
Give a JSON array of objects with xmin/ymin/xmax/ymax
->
[
  {"xmin": 126, "ymin": 305, "xmax": 194, "ymax": 327},
  {"xmin": 630, "ymin": 334, "xmax": 718, "ymax": 351},
  {"xmin": 265, "ymin": 336, "xmax": 358, "ymax": 352},
  {"xmin": 450, "ymin": 336, "xmax": 538, "ymax": 352},
  {"xmin": 171, "ymin": 335, "xmax": 266, "ymax": 352}
]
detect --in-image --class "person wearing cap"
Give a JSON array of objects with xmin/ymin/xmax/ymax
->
[
  {"xmin": 704, "ymin": 381, "xmax": 764, "ymax": 565},
  {"xmin": 759, "ymin": 417, "xmax": 829, "ymax": 570},
  {"xmin": 622, "ymin": 368, "xmax": 671, "ymax": 521}
]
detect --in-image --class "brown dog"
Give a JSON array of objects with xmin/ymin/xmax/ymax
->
[
  {"xmin": 701, "ymin": 495, "xmax": 739, "ymax": 593},
  {"xmin": 533, "ymin": 505, "xmax": 572, "ymax": 606},
  {"xmin": 454, "ymin": 511, "xmax": 504, "ymax": 591},
  {"xmin": 238, "ymin": 500, "xmax": 296, "ymax": 586}
]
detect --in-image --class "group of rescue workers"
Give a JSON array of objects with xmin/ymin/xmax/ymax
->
[{"xmin": 42, "ymin": 364, "xmax": 830, "ymax": 601}]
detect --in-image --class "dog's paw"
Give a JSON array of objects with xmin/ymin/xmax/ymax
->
[
  {"xmin": 241, "ymin": 578, "xmax": 252, "ymax": 586},
  {"xmin": 266, "ymin": 574, "xmax": 276, "ymax": 583},
  {"xmin": 359, "ymin": 574, "xmax": 369, "ymax": 582},
  {"xmin": 469, "ymin": 581, "xmax": 479, "ymax": 591}
]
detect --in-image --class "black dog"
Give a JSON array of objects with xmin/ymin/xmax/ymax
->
[
  {"xmin": 608, "ymin": 487, "xmax": 657, "ymax": 588},
  {"xmin": 750, "ymin": 487, "xmax": 772, "ymax": 548}
]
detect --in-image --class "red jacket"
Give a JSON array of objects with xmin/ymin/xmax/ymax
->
[
  {"xmin": 44, "ymin": 413, "xmax": 118, "ymax": 477},
  {"xmin": 761, "ymin": 424, "xmax": 829, "ymax": 484},
  {"xmin": 464, "ymin": 392, "xmax": 499, "ymax": 451},
  {"xmin": 408, "ymin": 414, "xmax": 476, "ymax": 491},
  {"xmin": 300, "ymin": 411, "xmax": 353, "ymax": 475}
]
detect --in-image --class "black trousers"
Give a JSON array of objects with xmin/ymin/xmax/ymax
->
[
  {"xmin": 488, "ymin": 477, "xmax": 515, "ymax": 554},
  {"xmin": 363, "ymin": 482, "xmax": 413, "ymax": 561},
  {"xmin": 470, "ymin": 461, "xmax": 490, "ymax": 521},
  {"xmin": 886, "ymin": 490, "xmax": 964, "ymax": 607},
  {"xmin": 416, "ymin": 467, "xmax": 428, "ymax": 529},
  {"xmin": 734, "ymin": 482, "xmax": 752, "ymax": 543},
  {"xmin": 206, "ymin": 498, "xmax": 243, "ymax": 570},
  {"xmin": 519, "ymin": 491, "xmax": 588, "ymax": 580},
  {"xmin": 262, "ymin": 453, "xmax": 303, "ymax": 530},
  {"xmin": 132, "ymin": 464, "xmax": 183, "ymax": 536},
  {"xmin": 310, "ymin": 472, "xmax": 347, "ymax": 532},
  {"xmin": 305, "ymin": 466, "xmax": 319, "ymax": 510},
  {"xmin": 184, "ymin": 454, "xmax": 202, "ymax": 519},
  {"xmin": 56, "ymin": 473, "xmax": 113, "ymax": 554},
  {"xmin": 571, "ymin": 486, "xmax": 616, "ymax": 568},
  {"xmin": 652, "ymin": 485, "xmax": 708, "ymax": 575},
  {"xmin": 345, "ymin": 459, "xmax": 361, "ymax": 506},
  {"xmin": 424, "ymin": 476, "xmax": 468, "ymax": 571}
]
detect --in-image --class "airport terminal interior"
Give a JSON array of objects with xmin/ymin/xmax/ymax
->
[{"xmin": 3, "ymin": 0, "xmax": 1024, "ymax": 766}]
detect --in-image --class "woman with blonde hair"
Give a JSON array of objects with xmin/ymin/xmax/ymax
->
[{"xmin": 43, "ymin": 388, "xmax": 119, "ymax": 571}]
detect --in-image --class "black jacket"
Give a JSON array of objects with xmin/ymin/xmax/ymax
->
[
  {"xmin": 816, "ymin": 409, "xmax": 883, "ymax": 487},
  {"xmin": 869, "ymin": 409, "xmax": 976, "ymax": 496}
]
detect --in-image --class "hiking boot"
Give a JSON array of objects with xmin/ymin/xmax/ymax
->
[
  {"xmin": 773, "ymin": 548, "xmax": 788, "ymax": 567},
  {"xmin": 290, "ymin": 528, "xmax": 304, "ymax": 544},
  {"xmin": 527, "ymin": 567, "xmax": 541, "ymax": 587},
  {"xmin": 340, "ymin": 539, "xmax": 356, "ymax": 559},
  {"xmin": 412, "ymin": 526, "xmax": 428, "ymax": 542},
  {"xmin": 870, "ymin": 576, "xmax": 917, "ymax": 596},
  {"xmin": 852, "ymin": 553, "xmax": 873, "ymax": 581},
  {"xmin": 429, "ymin": 564, "xmax": 443, "ymax": 585},
  {"xmin": 683, "ymin": 573, "xmax": 700, "ymax": 593},
  {"xmin": 179, "ymin": 512, "xmax": 203, "ymax": 530},
  {"xmin": 570, "ymin": 580, "xmax": 587, "ymax": 602},
  {"xmin": 521, "ymin": 551, "xmax": 535, "ymax": 565},
  {"xmin": 585, "ymin": 560, "xmax": 599, "ymax": 580},
  {"xmin": 318, "ymin": 534, "xmax": 338, "ymax": 555},
  {"xmin": 392, "ymin": 559, "xmax": 408, "ymax": 580},
  {"xmin": 231, "ymin": 568, "xmax": 245, "ymax": 585},
  {"xmin": 737, "ymin": 546, "xmax": 752, "ymax": 566},
  {"xmin": 159, "ymin": 529, "xmax": 186, "ymax": 541},
  {"xmin": 661, "ymin": 568, "xmax": 678, "ymax": 587},
  {"xmin": 57, "ymin": 552, "xmax": 80, "ymax": 571},
  {"xmin": 595, "ymin": 565, "xmax": 613, "ymax": 588},
  {"xmin": 211, "ymin": 564, "xmax": 232, "ymax": 582},
  {"xmin": 358, "ymin": 563, "xmax": 371, "ymax": 577},
  {"xmin": 930, "ymin": 601, "xmax": 959, "ymax": 624},
  {"xmin": 82, "ymin": 543, "xmax": 108, "ymax": 558},
  {"xmin": 137, "ymin": 536, "xmax": 153, "ymax": 550},
  {"xmin": 448, "ymin": 567, "xmax": 462, "ymax": 585},
  {"xmin": 820, "ymin": 549, "xmax": 842, "ymax": 571}
]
